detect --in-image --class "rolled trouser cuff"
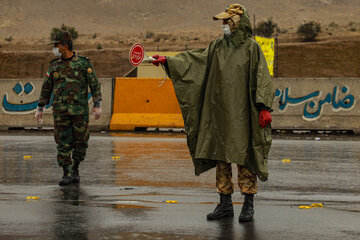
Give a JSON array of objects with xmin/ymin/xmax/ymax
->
[
  {"xmin": 216, "ymin": 161, "xmax": 234, "ymax": 195},
  {"xmin": 238, "ymin": 165, "xmax": 258, "ymax": 194}
]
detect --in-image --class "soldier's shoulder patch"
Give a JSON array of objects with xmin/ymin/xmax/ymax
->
[
  {"xmin": 87, "ymin": 67, "xmax": 93, "ymax": 74},
  {"xmin": 46, "ymin": 72, "xmax": 50, "ymax": 77},
  {"xmin": 53, "ymin": 72, "xmax": 59, "ymax": 79}
]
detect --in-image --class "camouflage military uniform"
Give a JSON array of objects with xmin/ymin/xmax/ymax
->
[
  {"xmin": 38, "ymin": 53, "xmax": 101, "ymax": 166},
  {"xmin": 216, "ymin": 161, "xmax": 258, "ymax": 195}
]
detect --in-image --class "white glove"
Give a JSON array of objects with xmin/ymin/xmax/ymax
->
[
  {"xmin": 91, "ymin": 107, "xmax": 102, "ymax": 120},
  {"xmin": 35, "ymin": 108, "xmax": 43, "ymax": 124}
]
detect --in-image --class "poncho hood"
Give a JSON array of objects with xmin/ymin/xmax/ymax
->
[{"xmin": 223, "ymin": 5, "xmax": 253, "ymax": 46}]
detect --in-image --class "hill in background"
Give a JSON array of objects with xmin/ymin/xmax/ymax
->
[
  {"xmin": 1, "ymin": 0, "xmax": 360, "ymax": 79},
  {"xmin": 1, "ymin": 0, "xmax": 360, "ymax": 39}
]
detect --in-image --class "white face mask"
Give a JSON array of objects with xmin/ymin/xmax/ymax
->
[
  {"xmin": 222, "ymin": 24, "xmax": 232, "ymax": 36},
  {"xmin": 52, "ymin": 47, "xmax": 62, "ymax": 57}
]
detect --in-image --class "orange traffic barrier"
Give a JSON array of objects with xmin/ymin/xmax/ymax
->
[{"xmin": 110, "ymin": 78, "xmax": 184, "ymax": 130}]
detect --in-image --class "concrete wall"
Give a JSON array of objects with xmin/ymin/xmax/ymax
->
[
  {"xmin": 0, "ymin": 78, "xmax": 113, "ymax": 131},
  {"xmin": 272, "ymin": 78, "xmax": 360, "ymax": 133},
  {"xmin": 2, "ymin": 77, "xmax": 360, "ymax": 132},
  {"xmin": 109, "ymin": 77, "xmax": 360, "ymax": 132}
]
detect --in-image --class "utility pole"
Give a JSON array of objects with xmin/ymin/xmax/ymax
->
[
  {"xmin": 253, "ymin": 14, "xmax": 256, "ymax": 37},
  {"xmin": 274, "ymin": 32, "xmax": 279, "ymax": 78}
]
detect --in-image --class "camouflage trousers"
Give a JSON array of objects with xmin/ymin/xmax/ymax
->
[
  {"xmin": 54, "ymin": 114, "xmax": 89, "ymax": 166},
  {"xmin": 216, "ymin": 161, "xmax": 258, "ymax": 195}
]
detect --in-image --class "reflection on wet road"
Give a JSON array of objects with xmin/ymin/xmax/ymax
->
[{"xmin": 0, "ymin": 133, "xmax": 359, "ymax": 239}]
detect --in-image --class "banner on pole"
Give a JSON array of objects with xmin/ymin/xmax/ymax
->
[{"xmin": 255, "ymin": 36, "xmax": 274, "ymax": 77}]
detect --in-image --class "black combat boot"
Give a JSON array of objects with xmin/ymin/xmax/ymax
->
[
  {"xmin": 239, "ymin": 194, "xmax": 254, "ymax": 222},
  {"xmin": 207, "ymin": 193, "xmax": 234, "ymax": 220},
  {"xmin": 72, "ymin": 161, "xmax": 80, "ymax": 184},
  {"xmin": 59, "ymin": 164, "xmax": 73, "ymax": 186}
]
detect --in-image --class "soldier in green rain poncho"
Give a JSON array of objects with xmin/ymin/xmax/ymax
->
[{"xmin": 152, "ymin": 3, "xmax": 274, "ymax": 222}]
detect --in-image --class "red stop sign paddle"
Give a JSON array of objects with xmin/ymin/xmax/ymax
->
[{"xmin": 129, "ymin": 43, "xmax": 145, "ymax": 66}]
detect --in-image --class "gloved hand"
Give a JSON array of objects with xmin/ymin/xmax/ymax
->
[
  {"xmin": 151, "ymin": 55, "xmax": 167, "ymax": 66},
  {"xmin": 35, "ymin": 108, "xmax": 43, "ymax": 124},
  {"xmin": 91, "ymin": 107, "xmax": 102, "ymax": 120},
  {"xmin": 259, "ymin": 110, "xmax": 272, "ymax": 128}
]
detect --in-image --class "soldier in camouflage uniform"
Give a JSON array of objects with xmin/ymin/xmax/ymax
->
[{"xmin": 35, "ymin": 31, "xmax": 102, "ymax": 186}]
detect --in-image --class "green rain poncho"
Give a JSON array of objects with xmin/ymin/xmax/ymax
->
[{"xmin": 165, "ymin": 7, "xmax": 274, "ymax": 181}]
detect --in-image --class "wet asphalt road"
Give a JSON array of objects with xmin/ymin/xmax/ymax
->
[{"xmin": 0, "ymin": 133, "xmax": 359, "ymax": 240}]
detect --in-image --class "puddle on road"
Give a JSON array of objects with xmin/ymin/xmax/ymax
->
[
  {"xmin": 110, "ymin": 132, "xmax": 185, "ymax": 139},
  {"xmin": 89, "ymin": 200, "xmax": 246, "ymax": 211},
  {"xmin": 111, "ymin": 193, "xmax": 194, "ymax": 197},
  {"xmin": 113, "ymin": 204, "xmax": 152, "ymax": 209},
  {"xmin": 101, "ymin": 231, "xmax": 212, "ymax": 240},
  {"xmin": 92, "ymin": 202, "xmax": 153, "ymax": 210}
]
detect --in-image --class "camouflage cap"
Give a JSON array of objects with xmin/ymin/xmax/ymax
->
[
  {"xmin": 47, "ymin": 30, "xmax": 72, "ymax": 45},
  {"xmin": 213, "ymin": 3, "xmax": 244, "ymax": 20}
]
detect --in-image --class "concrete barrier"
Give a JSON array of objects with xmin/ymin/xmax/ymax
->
[
  {"xmin": 0, "ymin": 78, "xmax": 113, "ymax": 131},
  {"xmin": 110, "ymin": 77, "xmax": 360, "ymax": 132},
  {"xmin": 110, "ymin": 77, "xmax": 183, "ymax": 130}
]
